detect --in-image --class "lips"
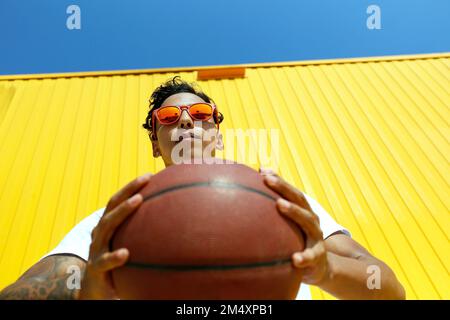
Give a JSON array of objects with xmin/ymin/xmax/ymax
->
[{"xmin": 176, "ymin": 131, "xmax": 202, "ymax": 143}]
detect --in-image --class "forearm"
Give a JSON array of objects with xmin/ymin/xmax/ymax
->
[
  {"xmin": 0, "ymin": 276, "xmax": 80, "ymax": 300},
  {"xmin": 0, "ymin": 256, "xmax": 85, "ymax": 300},
  {"xmin": 317, "ymin": 252, "xmax": 405, "ymax": 300}
]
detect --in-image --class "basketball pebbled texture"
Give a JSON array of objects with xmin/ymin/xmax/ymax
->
[{"xmin": 111, "ymin": 163, "xmax": 305, "ymax": 299}]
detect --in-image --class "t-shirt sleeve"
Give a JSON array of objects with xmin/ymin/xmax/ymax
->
[
  {"xmin": 40, "ymin": 207, "xmax": 105, "ymax": 261},
  {"xmin": 303, "ymin": 193, "xmax": 351, "ymax": 239}
]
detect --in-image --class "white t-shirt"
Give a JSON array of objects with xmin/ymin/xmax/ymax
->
[{"xmin": 41, "ymin": 193, "xmax": 350, "ymax": 300}]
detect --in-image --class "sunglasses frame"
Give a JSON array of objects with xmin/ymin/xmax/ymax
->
[{"xmin": 150, "ymin": 102, "xmax": 222, "ymax": 134}]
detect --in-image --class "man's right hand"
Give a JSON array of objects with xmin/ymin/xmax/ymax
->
[{"xmin": 77, "ymin": 172, "xmax": 152, "ymax": 300}]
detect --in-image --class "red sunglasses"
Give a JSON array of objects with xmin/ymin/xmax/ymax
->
[{"xmin": 150, "ymin": 103, "xmax": 223, "ymax": 132}]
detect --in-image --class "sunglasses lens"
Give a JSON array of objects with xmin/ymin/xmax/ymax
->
[
  {"xmin": 157, "ymin": 106, "xmax": 180, "ymax": 124},
  {"xmin": 190, "ymin": 103, "xmax": 213, "ymax": 120}
]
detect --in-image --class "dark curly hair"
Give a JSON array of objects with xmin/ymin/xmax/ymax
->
[{"xmin": 142, "ymin": 76, "xmax": 223, "ymax": 134}]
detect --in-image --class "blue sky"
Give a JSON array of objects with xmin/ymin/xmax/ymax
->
[{"xmin": 0, "ymin": 0, "xmax": 449, "ymax": 75}]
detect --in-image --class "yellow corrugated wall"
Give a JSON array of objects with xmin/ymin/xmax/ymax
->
[{"xmin": 0, "ymin": 54, "xmax": 449, "ymax": 299}]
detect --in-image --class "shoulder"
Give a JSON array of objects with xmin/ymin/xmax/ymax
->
[{"xmin": 40, "ymin": 207, "xmax": 106, "ymax": 262}]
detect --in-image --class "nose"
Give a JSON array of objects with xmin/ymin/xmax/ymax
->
[{"xmin": 178, "ymin": 110, "xmax": 193, "ymax": 129}]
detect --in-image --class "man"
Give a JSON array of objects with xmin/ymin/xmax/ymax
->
[{"xmin": 0, "ymin": 76, "xmax": 405, "ymax": 300}]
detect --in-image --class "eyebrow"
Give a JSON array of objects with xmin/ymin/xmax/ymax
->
[{"xmin": 161, "ymin": 102, "xmax": 205, "ymax": 106}]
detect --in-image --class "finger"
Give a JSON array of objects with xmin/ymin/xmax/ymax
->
[
  {"xmin": 264, "ymin": 175, "xmax": 312, "ymax": 211},
  {"xmin": 259, "ymin": 167, "xmax": 277, "ymax": 176},
  {"xmin": 94, "ymin": 248, "xmax": 129, "ymax": 273},
  {"xmin": 94, "ymin": 193, "xmax": 143, "ymax": 250},
  {"xmin": 292, "ymin": 251, "xmax": 312, "ymax": 268},
  {"xmin": 277, "ymin": 198, "xmax": 323, "ymax": 240},
  {"xmin": 105, "ymin": 173, "xmax": 152, "ymax": 213},
  {"xmin": 293, "ymin": 242, "xmax": 326, "ymax": 267}
]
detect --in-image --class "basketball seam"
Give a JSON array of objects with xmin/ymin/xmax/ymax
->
[
  {"xmin": 142, "ymin": 180, "xmax": 277, "ymax": 202},
  {"xmin": 125, "ymin": 257, "xmax": 293, "ymax": 271}
]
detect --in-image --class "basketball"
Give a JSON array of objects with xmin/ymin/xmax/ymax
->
[{"xmin": 111, "ymin": 163, "xmax": 305, "ymax": 299}]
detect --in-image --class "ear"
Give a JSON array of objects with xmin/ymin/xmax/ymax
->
[
  {"xmin": 215, "ymin": 130, "xmax": 224, "ymax": 151},
  {"xmin": 149, "ymin": 133, "xmax": 161, "ymax": 157}
]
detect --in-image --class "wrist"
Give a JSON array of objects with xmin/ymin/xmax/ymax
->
[
  {"xmin": 73, "ymin": 288, "xmax": 81, "ymax": 300},
  {"xmin": 316, "ymin": 252, "xmax": 337, "ymax": 288}
]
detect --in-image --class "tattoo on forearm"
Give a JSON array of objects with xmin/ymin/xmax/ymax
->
[{"xmin": 0, "ymin": 256, "xmax": 85, "ymax": 300}]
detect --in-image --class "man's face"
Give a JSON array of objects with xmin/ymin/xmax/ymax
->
[{"xmin": 151, "ymin": 92, "xmax": 223, "ymax": 166}]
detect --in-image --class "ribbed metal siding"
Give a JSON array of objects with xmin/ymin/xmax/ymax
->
[{"xmin": 0, "ymin": 55, "xmax": 449, "ymax": 299}]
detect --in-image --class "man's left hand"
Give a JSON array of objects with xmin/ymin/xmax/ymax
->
[{"xmin": 260, "ymin": 168, "xmax": 331, "ymax": 285}]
